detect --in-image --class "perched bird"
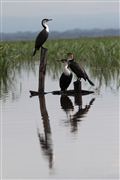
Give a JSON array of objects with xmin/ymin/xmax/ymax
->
[
  {"xmin": 32, "ymin": 18, "xmax": 52, "ymax": 56},
  {"xmin": 67, "ymin": 53, "xmax": 94, "ymax": 86},
  {"xmin": 59, "ymin": 59, "xmax": 73, "ymax": 91}
]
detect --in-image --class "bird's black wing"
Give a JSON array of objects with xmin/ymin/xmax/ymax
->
[
  {"xmin": 68, "ymin": 61, "xmax": 87, "ymax": 80},
  {"xmin": 78, "ymin": 63, "xmax": 89, "ymax": 79},
  {"xmin": 77, "ymin": 63, "xmax": 94, "ymax": 86},
  {"xmin": 35, "ymin": 29, "xmax": 48, "ymax": 49}
]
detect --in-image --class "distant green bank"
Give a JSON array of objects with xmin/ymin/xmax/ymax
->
[{"xmin": 1, "ymin": 29, "xmax": 120, "ymax": 41}]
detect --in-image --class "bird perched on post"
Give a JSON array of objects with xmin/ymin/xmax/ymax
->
[
  {"xmin": 67, "ymin": 53, "xmax": 95, "ymax": 86},
  {"xmin": 59, "ymin": 59, "xmax": 73, "ymax": 91},
  {"xmin": 32, "ymin": 18, "xmax": 52, "ymax": 56}
]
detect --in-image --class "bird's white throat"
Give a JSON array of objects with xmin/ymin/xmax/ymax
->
[
  {"xmin": 44, "ymin": 23, "xmax": 49, "ymax": 32},
  {"xmin": 64, "ymin": 65, "xmax": 71, "ymax": 76}
]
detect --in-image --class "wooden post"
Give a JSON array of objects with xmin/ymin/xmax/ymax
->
[
  {"xmin": 74, "ymin": 80, "xmax": 81, "ymax": 93},
  {"xmin": 38, "ymin": 47, "xmax": 48, "ymax": 93}
]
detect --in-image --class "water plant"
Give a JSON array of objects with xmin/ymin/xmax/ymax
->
[{"xmin": 0, "ymin": 37, "xmax": 120, "ymax": 99}]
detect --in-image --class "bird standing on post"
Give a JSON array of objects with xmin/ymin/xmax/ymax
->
[
  {"xmin": 67, "ymin": 53, "xmax": 95, "ymax": 86},
  {"xmin": 59, "ymin": 59, "xmax": 73, "ymax": 91},
  {"xmin": 32, "ymin": 18, "xmax": 52, "ymax": 56}
]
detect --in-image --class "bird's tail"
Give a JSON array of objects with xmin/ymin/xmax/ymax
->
[
  {"xmin": 87, "ymin": 78, "xmax": 95, "ymax": 86},
  {"xmin": 32, "ymin": 49, "xmax": 36, "ymax": 56}
]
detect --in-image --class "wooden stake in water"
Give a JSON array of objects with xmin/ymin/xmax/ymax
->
[{"xmin": 38, "ymin": 47, "xmax": 48, "ymax": 93}]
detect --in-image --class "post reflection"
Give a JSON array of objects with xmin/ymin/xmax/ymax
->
[
  {"xmin": 37, "ymin": 95, "xmax": 53, "ymax": 169},
  {"xmin": 60, "ymin": 94, "xmax": 95, "ymax": 133}
]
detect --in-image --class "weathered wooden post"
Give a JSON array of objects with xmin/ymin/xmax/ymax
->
[
  {"xmin": 38, "ymin": 47, "xmax": 48, "ymax": 94},
  {"xmin": 74, "ymin": 80, "xmax": 81, "ymax": 93}
]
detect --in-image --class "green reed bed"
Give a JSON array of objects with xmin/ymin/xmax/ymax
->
[
  {"xmin": 0, "ymin": 37, "xmax": 120, "ymax": 96},
  {"xmin": 46, "ymin": 37, "xmax": 120, "ymax": 84},
  {"xmin": 0, "ymin": 41, "xmax": 34, "ymax": 97},
  {"xmin": 47, "ymin": 37, "xmax": 120, "ymax": 67},
  {"xmin": 1, "ymin": 37, "xmax": 120, "ymax": 70}
]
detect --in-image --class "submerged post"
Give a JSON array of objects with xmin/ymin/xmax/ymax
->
[{"xmin": 38, "ymin": 47, "xmax": 48, "ymax": 93}]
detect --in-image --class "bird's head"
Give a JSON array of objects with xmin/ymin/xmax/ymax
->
[
  {"xmin": 59, "ymin": 59, "xmax": 68, "ymax": 66},
  {"xmin": 60, "ymin": 59, "xmax": 67, "ymax": 63},
  {"xmin": 42, "ymin": 18, "xmax": 52, "ymax": 24},
  {"xmin": 67, "ymin": 53, "xmax": 74, "ymax": 61}
]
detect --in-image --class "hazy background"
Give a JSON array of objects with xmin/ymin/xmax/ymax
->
[{"xmin": 1, "ymin": 1, "xmax": 119, "ymax": 33}]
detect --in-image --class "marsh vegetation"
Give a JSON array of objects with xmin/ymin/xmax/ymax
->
[{"xmin": 0, "ymin": 37, "xmax": 120, "ymax": 98}]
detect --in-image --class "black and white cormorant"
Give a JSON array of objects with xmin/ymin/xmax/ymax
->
[
  {"xmin": 32, "ymin": 18, "xmax": 52, "ymax": 56},
  {"xmin": 67, "ymin": 53, "xmax": 94, "ymax": 86},
  {"xmin": 59, "ymin": 59, "xmax": 73, "ymax": 91}
]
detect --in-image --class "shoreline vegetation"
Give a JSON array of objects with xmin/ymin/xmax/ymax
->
[{"xmin": 0, "ymin": 37, "xmax": 120, "ymax": 99}]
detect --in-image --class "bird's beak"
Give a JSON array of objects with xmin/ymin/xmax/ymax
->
[
  {"xmin": 48, "ymin": 19, "xmax": 52, "ymax": 21},
  {"xmin": 59, "ymin": 59, "xmax": 67, "ymax": 63}
]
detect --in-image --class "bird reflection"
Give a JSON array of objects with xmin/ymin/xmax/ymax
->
[
  {"xmin": 60, "ymin": 94, "xmax": 74, "ymax": 118},
  {"xmin": 37, "ymin": 95, "xmax": 53, "ymax": 169},
  {"xmin": 60, "ymin": 93, "xmax": 95, "ymax": 133}
]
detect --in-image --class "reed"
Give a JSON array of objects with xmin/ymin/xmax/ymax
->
[{"xmin": 0, "ymin": 37, "xmax": 120, "ymax": 97}]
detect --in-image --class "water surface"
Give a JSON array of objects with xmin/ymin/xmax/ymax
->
[{"xmin": 1, "ymin": 64, "xmax": 119, "ymax": 179}]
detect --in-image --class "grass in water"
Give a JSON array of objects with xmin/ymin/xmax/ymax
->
[{"xmin": 0, "ymin": 37, "xmax": 120, "ymax": 98}]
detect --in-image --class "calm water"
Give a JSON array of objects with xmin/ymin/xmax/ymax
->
[{"xmin": 1, "ymin": 64, "xmax": 119, "ymax": 179}]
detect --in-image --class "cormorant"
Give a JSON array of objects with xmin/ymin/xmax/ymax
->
[
  {"xmin": 32, "ymin": 18, "xmax": 52, "ymax": 56},
  {"xmin": 59, "ymin": 59, "xmax": 73, "ymax": 91},
  {"xmin": 67, "ymin": 53, "xmax": 94, "ymax": 86}
]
